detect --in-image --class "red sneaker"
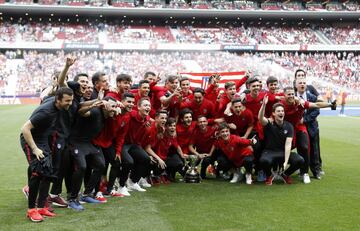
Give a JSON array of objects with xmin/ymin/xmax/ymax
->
[
  {"xmin": 110, "ymin": 190, "xmax": 125, "ymax": 198},
  {"xmin": 282, "ymin": 174, "xmax": 293, "ymax": 184},
  {"xmin": 160, "ymin": 175, "xmax": 171, "ymax": 185},
  {"xmin": 95, "ymin": 192, "xmax": 108, "ymax": 203},
  {"xmin": 27, "ymin": 208, "xmax": 44, "ymax": 222},
  {"xmin": 265, "ymin": 176, "xmax": 273, "ymax": 186},
  {"xmin": 38, "ymin": 208, "xmax": 56, "ymax": 217},
  {"xmin": 49, "ymin": 195, "xmax": 68, "ymax": 207},
  {"xmin": 44, "ymin": 196, "xmax": 55, "ymax": 212}
]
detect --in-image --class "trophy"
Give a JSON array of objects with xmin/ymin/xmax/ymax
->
[{"xmin": 184, "ymin": 155, "xmax": 201, "ymax": 183}]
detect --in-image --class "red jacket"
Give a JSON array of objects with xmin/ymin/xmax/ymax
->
[
  {"xmin": 125, "ymin": 110, "xmax": 151, "ymax": 146},
  {"xmin": 214, "ymin": 134, "xmax": 253, "ymax": 167},
  {"xmin": 176, "ymin": 121, "xmax": 196, "ymax": 154},
  {"xmin": 92, "ymin": 113, "xmax": 130, "ymax": 156}
]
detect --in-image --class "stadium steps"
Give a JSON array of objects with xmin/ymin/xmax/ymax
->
[{"xmin": 314, "ymin": 30, "xmax": 333, "ymax": 45}]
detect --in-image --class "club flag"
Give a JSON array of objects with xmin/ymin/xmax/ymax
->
[{"xmin": 180, "ymin": 71, "xmax": 246, "ymax": 89}]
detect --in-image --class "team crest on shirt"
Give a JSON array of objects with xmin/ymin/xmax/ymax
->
[
  {"xmin": 74, "ymin": 149, "xmax": 79, "ymax": 154},
  {"xmin": 121, "ymin": 121, "xmax": 126, "ymax": 127},
  {"xmin": 284, "ymin": 130, "xmax": 288, "ymax": 134},
  {"xmin": 203, "ymin": 109, "xmax": 207, "ymax": 113},
  {"xmin": 57, "ymin": 143, "xmax": 62, "ymax": 149}
]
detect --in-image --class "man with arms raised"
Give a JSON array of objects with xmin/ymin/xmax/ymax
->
[
  {"xmin": 67, "ymin": 96, "xmax": 118, "ymax": 210},
  {"xmin": 258, "ymin": 96, "xmax": 304, "ymax": 186}
]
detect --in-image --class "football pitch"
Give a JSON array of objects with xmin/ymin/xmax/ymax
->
[{"xmin": 0, "ymin": 105, "xmax": 359, "ymax": 231}]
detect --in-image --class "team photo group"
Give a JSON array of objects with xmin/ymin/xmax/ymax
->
[{"xmin": 20, "ymin": 57, "xmax": 337, "ymax": 222}]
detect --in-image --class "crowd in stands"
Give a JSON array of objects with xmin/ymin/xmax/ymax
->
[
  {"xmin": 174, "ymin": 26, "xmax": 321, "ymax": 45},
  {"xmin": 143, "ymin": 0, "xmax": 163, "ymax": 8},
  {"xmin": 282, "ymin": 1, "xmax": 303, "ymax": 11},
  {"xmin": 2, "ymin": 22, "xmax": 360, "ymax": 45},
  {"xmin": 258, "ymin": 52, "xmax": 360, "ymax": 92},
  {"xmin": 261, "ymin": 1, "xmax": 282, "ymax": 10},
  {"xmin": 344, "ymin": 0, "xmax": 360, "ymax": 11},
  {"xmin": 169, "ymin": 0, "xmax": 188, "ymax": 9},
  {"xmin": 0, "ymin": 54, "xmax": 9, "ymax": 95},
  {"xmin": 212, "ymin": 0, "xmax": 234, "ymax": 10},
  {"xmin": 2, "ymin": 0, "xmax": 359, "ymax": 11},
  {"xmin": 1, "ymin": 50, "xmax": 357, "ymax": 96},
  {"xmin": 106, "ymin": 25, "xmax": 174, "ymax": 44},
  {"xmin": 319, "ymin": 25, "xmax": 360, "ymax": 45}
]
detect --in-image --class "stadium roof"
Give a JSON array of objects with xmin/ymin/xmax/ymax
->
[{"xmin": 0, "ymin": 5, "xmax": 359, "ymax": 20}]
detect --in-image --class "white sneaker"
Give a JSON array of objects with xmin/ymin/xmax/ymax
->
[
  {"xmin": 128, "ymin": 182, "xmax": 146, "ymax": 192},
  {"xmin": 117, "ymin": 186, "xmax": 131, "ymax": 196},
  {"xmin": 139, "ymin": 177, "xmax": 151, "ymax": 188},
  {"xmin": 230, "ymin": 172, "xmax": 240, "ymax": 183},
  {"xmin": 303, "ymin": 173, "xmax": 311, "ymax": 184},
  {"xmin": 245, "ymin": 173, "xmax": 252, "ymax": 185}
]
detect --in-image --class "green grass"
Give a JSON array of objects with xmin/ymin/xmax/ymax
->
[{"xmin": 0, "ymin": 105, "xmax": 360, "ymax": 231}]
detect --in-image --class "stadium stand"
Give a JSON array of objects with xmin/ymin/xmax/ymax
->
[
  {"xmin": 1, "ymin": 22, "xmax": 359, "ymax": 45},
  {"xmin": 2, "ymin": 50, "xmax": 357, "ymax": 96},
  {"xmin": 0, "ymin": 0, "xmax": 359, "ymax": 98}
]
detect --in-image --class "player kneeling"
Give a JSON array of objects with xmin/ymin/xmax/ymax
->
[
  {"xmin": 209, "ymin": 123, "xmax": 257, "ymax": 185},
  {"xmin": 145, "ymin": 116, "xmax": 188, "ymax": 185}
]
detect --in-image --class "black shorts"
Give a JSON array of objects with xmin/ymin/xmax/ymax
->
[{"xmin": 20, "ymin": 134, "xmax": 55, "ymax": 179}]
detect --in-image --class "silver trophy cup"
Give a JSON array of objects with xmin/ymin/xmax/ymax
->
[{"xmin": 184, "ymin": 155, "xmax": 201, "ymax": 183}]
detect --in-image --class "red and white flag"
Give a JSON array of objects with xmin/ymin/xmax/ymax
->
[{"xmin": 180, "ymin": 71, "xmax": 246, "ymax": 89}]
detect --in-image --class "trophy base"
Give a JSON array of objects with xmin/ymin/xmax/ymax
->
[{"xmin": 184, "ymin": 174, "xmax": 201, "ymax": 183}]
